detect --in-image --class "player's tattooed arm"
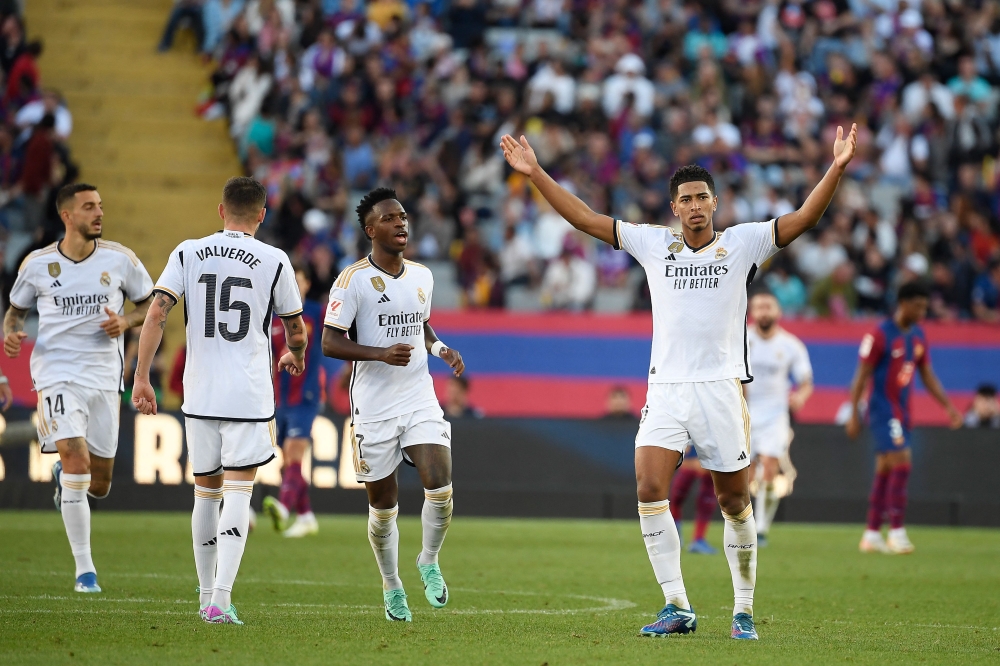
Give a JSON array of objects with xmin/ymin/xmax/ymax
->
[
  {"xmin": 131, "ymin": 292, "xmax": 176, "ymax": 415},
  {"xmin": 277, "ymin": 314, "xmax": 308, "ymax": 378},
  {"xmin": 321, "ymin": 326, "xmax": 413, "ymax": 367},
  {"xmin": 2, "ymin": 305, "xmax": 28, "ymax": 358},
  {"xmin": 775, "ymin": 123, "xmax": 858, "ymax": 247},
  {"xmin": 917, "ymin": 363, "xmax": 963, "ymax": 429},
  {"xmin": 124, "ymin": 295, "xmax": 154, "ymax": 329},
  {"xmin": 845, "ymin": 361, "xmax": 873, "ymax": 440}
]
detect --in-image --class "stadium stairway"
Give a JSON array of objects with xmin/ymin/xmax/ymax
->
[{"xmin": 27, "ymin": 0, "xmax": 242, "ymax": 406}]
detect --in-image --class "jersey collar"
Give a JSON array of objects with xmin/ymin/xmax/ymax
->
[
  {"xmin": 684, "ymin": 231, "xmax": 720, "ymax": 254},
  {"xmin": 367, "ymin": 254, "xmax": 405, "ymax": 279},
  {"xmin": 56, "ymin": 239, "xmax": 98, "ymax": 264}
]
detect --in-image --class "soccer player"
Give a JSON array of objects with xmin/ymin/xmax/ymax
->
[
  {"xmin": 669, "ymin": 446, "xmax": 718, "ymax": 555},
  {"xmin": 501, "ymin": 123, "xmax": 857, "ymax": 640},
  {"xmin": 846, "ymin": 281, "xmax": 961, "ymax": 554},
  {"xmin": 745, "ymin": 291, "xmax": 813, "ymax": 547},
  {"xmin": 262, "ymin": 262, "xmax": 324, "ymax": 538},
  {"xmin": 132, "ymin": 177, "xmax": 307, "ymax": 625},
  {"xmin": 321, "ymin": 187, "xmax": 464, "ymax": 623},
  {"xmin": 3, "ymin": 183, "xmax": 154, "ymax": 593}
]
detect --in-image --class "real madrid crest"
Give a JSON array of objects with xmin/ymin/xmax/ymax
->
[
  {"xmin": 370, "ymin": 276, "xmax": 386, "ymax": 293},
  {"xmin": 715, "ymin": 247, "xmax": 728, "ymax": 259},
  {"xmin": 359, "ymin": 460, "xmax": 371, "ymax": 474},
  {"xmin": 48, "ymin": 262, "xmax": 61, "ymax": 278},
  {"xmin": 100, "ymin": 271, "xmax": 111, "ymax": 287},
  {"xmin": 417, "ymin": 287, "xmax": 426, "ymax": 304}
]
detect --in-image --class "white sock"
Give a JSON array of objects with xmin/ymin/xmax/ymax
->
[
  {"xmin": 863, "ymin": 529, "xmax": 883, "ymax": 541},
  {"xmin": 192, "ymin": 485, "xmax": 223, "ymax": 607},
  {"xmin": 638, "ymin": 500, "xmax": 690, "ymax": 609},
  {"xmin": 723, "ymin": 505, "xmax": 757, "ymax": 617},
  {"xmin": 211, "ymin": 480, "xmax": 253, "ymax": 609},
  {"xmin": 297, "ymin": 510, "xmax": 315, "ymax": 521},
  {"xmin": 418, "ymin": 484, "xmax": 453, "ymax": 566},
  {"xmin": 61, "ymin": 473, "xmax": 95, "ymax": 578},
  {"xmin": 754, "ymin": 482, "xmax": 779, "ymax": 535},
  {"xmin": 368, "ymin": 505, "xmax": 402, "ymax": 590}
]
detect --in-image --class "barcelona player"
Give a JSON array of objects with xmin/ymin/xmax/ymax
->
[
  {"xmin": 846, "ymin": 281, "xmax": 962, "ymax": 554},
  {"xmin": 263, "ymin": 262, "xmax": 325, "ymax": 537}
]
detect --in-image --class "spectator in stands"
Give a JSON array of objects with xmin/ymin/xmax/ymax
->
[
  {"xmin": 603, "ymin": 385, "xmax": 635, "ymax": 419},
  {"xmin": 964, "ymin": 384, "xmax": 1000, "ymax": 429},
  {"xmin": 540, "ymin": 237, "xmax": 596, "ymax": 311},
  {"xmin": 972, "ymin": 260, "xmax": 1000, "ymax": 323},
  {"xmin": 4, "ymin": 39, "xmax": 39, "ymax": 104},
  {"xmin": 809, "ymin": 261, "xmax": 857, "ymax": 318},
  {"xmin": 158, "ymin": 0, "xmax": 207, "ymax": 53},
  {"xmin": 202, "ymin": 0, "xmax": 245, "ymax": 54},
  {"xmin": 602, "ymin": 53, "xmax": 654, "ymax": 119},
  {"xmin": 443, "ymin": 375, "xmax": 482, "ymax": 419},
  {"xmin": 15, "ymin": 89, "xmax": 72, "ymax": 140}
]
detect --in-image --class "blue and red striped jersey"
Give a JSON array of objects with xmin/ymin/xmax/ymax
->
[
  {"xmin": 858, "ymin": 318, "xmax": 930, "ymax": 431},
  {"xmin": 272, "ymin": 299, "xmax": 324, "ymax": 408}
]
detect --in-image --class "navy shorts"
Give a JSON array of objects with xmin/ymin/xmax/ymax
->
[
  {"xmin": 870, "ymin": 414, "xmax": 909, "ymax": 453},
  {"xmin": 275, "ymin": 404, "xmax": 319, "ymax": 444}
]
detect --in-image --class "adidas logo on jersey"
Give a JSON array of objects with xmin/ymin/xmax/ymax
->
[
  {"xmin": 50, "ymin": 279, "xmax": 62, "ymax": 288},
  {"xmin": 666, "ymin": 254, "xmax": 676, "ymax": 261},
  {"xmin": 377, "ymin": 294, "xmax": 391, "ymax": 303}
]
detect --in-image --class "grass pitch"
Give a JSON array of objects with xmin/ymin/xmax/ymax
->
[{"xmin": 1, "ymin": 511, "xmax": 998, "ymax": 665}]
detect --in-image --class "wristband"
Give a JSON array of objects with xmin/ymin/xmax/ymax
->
[
  {"xmin": 0, "ymin": 375, "xmax": 7, "ymax": 385},
  {"xmin": 430, "ymin": 340, "xmax": 448, "ymax": 358}
]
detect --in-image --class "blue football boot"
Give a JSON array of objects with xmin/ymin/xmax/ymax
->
[
  {"xmin": 639, "ymin": 604, "xmax": 697, "ymax": 637},
  {"xmin": 731, "ymin": 612, "xmax": 759, "ymax": 639}
]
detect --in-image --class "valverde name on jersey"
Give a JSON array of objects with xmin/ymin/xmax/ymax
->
[{"xmin": 194, "ymin": 243, "xmax": 264, "ymax": 269}]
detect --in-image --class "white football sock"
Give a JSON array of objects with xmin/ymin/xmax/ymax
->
[
  {"xmin": 723, "ymin": 504, "xmax": 757, "ymax": 617},
  {"xmin": 211, "ymin": 480, "xmax": 253, "ymax": 609},
  {"xmin": 192, "ymin": 484, "xmax": 223, "ymax": 607},
  {"xmin": 368, "ymin": 505, "xmax": 402, "ymax": 590},
  {"xmin": 418, "ymin": 484, "xmax": 453, "ymax": 566},
  {"xmin": 61, "ymin": 473, "xmax": 95, "ymax": 578},
  {"xmin": 638, "ymin": 500, "xmax": 690, "ymax": 609},
  {"xmin": 754, "ymin": 482, "xmax": 779, "ymax": 536}
]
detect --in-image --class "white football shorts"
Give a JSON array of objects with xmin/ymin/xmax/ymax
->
[
  {"xmin": 36, "ymin": 383, "xmax": 120, "ymax": 458},
  {"xmin": 350, "ymin": 406, "xmax": 452, "ymax": 483},
  {"xmin": 750, "ymin": 412, "xmax": 792, "ymax": 459},
  {"xmin": 635, "ymin": 379, "xmax": 751, "ymax": 473},
  {"xmin": 185, "ymin": 417, "xmax": 278, "ymax": 477}
]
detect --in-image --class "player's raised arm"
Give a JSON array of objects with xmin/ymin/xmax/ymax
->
[
  {"xmin": 278, "ymin": 314, "xmax": 307, "ymax": 376},
  {"xmin": 917, "ymin": 362, "xmax": 962, "ymax": 429},
  {"xmin": 500, "ymin": 134, "xmax": 616, "ymax": 246},
  {"xmin": 774, "ymin": 123, "xmax": 858, "ymax": 248},
  {"xmin": 132, "ymin": 292, "xmax": 176, "ymax": 415},
  {"xmin": 424, "ymin": 322, "xmax": 464, "ymax": 377},
  {"xmin": 3, "ymin": 305, "xmax": 29, "ymax": 358}
]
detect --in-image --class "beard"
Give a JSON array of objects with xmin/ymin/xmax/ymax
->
[
  {"xmin": 757, "ymin": 319, "xmax": 775, "ymax": 332},
  {"xmin": 79, "ymin": 221, "xmax": 102, "ymax": 241}
]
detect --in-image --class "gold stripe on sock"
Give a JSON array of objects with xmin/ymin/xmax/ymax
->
[
  {"xmin": 722, "ymin": 504, "xmax": 754, "ymax": 523},
  {"xmin": 195, "ymin": 487, "xmax": 224, "ymax": 500},
  {"xmin": 424, "ymin": 488, "xmax": 453, "ymax": 501},
  {"xmin": 637, "ymin": 501, "xmax": 670, "ymax": 516}
]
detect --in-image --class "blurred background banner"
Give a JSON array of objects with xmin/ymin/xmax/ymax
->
[{"xmin": 2, "ymin": 407, "xmax": 998, "ymax": 526}]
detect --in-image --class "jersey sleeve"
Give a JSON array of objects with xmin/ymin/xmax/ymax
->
[
  {"xmin": 272, "ymin": 255, "xmax": 303, "ymax": 318},
  {"xmin": 325, "ymin": 269, "xmax": 358, "ymax": 332},
  {"xmin": 612, "ymin": 219, "xmax": 658, "ymax": 263},
  {"xmin": 8, "ymin": 262, "xmax": 37, "ymax": 309},
  {"xmin": 124, "ymin": 255, "xmax": 154, "ymax": 303},
  {"xmin": 916, "ymin": 334, "xmax": 930, "ymax": 368},
  {"xmin": 732, "ymin": 220, "xmax": 781, "ymax": 266},
  {"xmin": 858, "ymin": 328, "xmax": 885, "ymax": 366},
  {"xmin": 423, "ymin": 273, "xmax": 434, "ymax": 322},
  {"xmin": 154, "ymin": 244, "xmax": 186, "ymax": 302},
  {"xmin": 790, "ymin": 339, "xmax": 813, "ymax": 384}
]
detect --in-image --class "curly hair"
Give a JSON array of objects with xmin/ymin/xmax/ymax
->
[
  {"xmin": 356, "ymin": 187, "xmax": 398, "ymax": 238},
  {"xmin": 669, "ymin": 165, "xmax": 716, "ymax": 201}
]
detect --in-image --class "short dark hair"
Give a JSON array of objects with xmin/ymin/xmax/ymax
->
[
  {"xmin": 897, "ymin": 280, "xmax": 930, "ymax": 302},
  {"xmin": 669, "ymin": 165, "xmax": 715, "ymax": 200},
  {"xmin": 976, "ymin": 383, "xmax": 997, "ymax": 398},
  {"xmin": 221, "ymin": 176, "xmax": 267, "ymax": 219},
  {"xmin": 450, "ymin": 375, "xmax": 469, "ymax": 390},
  {"xmin": 292, "ymin": 258, "xmax": 313, "ymax": 284},
  {"xmin": 356, "ymin": 187, "xmax": 398, "ymax": 236},
  {"xmin": 56, "ymin": 182, "xmax": 97, "ymax": 211}
]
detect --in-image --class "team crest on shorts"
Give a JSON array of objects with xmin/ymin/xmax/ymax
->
[
  {"xmin": 668, "ymin": 241, "xmax": 684, "ymax": 253},
  {"xmin": 51, "ymin": 420, "xmax": 58, "ymax": 432},
  {"xmin": 48, "ymin": 262, "xmax": 61, "ymax": 278},
  {"xmin": 715, "ymin": 247, "xmax": 728, "ymax": 259},
  {"xmin": 370, "ymin": 276, "xmax": 386, "ymax": 293},
  {"xmin": 359, "ymin": 459, "xmax": 371, "ymax": 474},
  {"xmin": 417, "ymin": 287, "xmax": 426, "ymax": 304},
  {"xmin": 100, "ymin": 271, "xmax": 111, "ymax": 287}
]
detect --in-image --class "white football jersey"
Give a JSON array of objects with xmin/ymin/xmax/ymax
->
[
  {"xmin": 325, "ymin": 255, "xmax": 438, "ymax": 424},
  {"xmin": 9, "ymin": 240, "xmax": 154, "ymax": 392},
  {"xmin": 745, "ymin": 327, "xmax": 812, "ymax": 423},
  {"xmin": 615, "ymin": 219, "xmax": 781, "ymax": 383},
  {"xmin": 155, "ymin": 230, "xmax": 302, "ymax": 421}
]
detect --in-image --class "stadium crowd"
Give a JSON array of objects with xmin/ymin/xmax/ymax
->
[
  {"xmin": 162, "ymin": 0, "xmax": 1000, "ymax": 321},
  {"xmin": 0, "ymin": 5, "xmax": 79, "ymax": 305}
]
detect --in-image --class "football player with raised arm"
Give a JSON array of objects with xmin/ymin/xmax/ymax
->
[
  {"xmin": 501, "ymin": 123, "xmax": 857, "ymax": 640},
  {"xmin": 4, "ymin": 183, "xmax": 154, "ymax": 593},
  {"xmin": 132, "ymin": 177, "xmax": 307, "ymax": 625},
  {"xmin": 321, "ymin": 187, "xmax": 464, "ymax": 623}
]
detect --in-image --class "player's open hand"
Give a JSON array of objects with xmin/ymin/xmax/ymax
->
[
  {"xmin": 439, "ymin": 346, "xmax": 465, "ymax": 377},
  {"xmin": 132, "ymin": 375, "xmax": 158, "ymax": 415},
  {"xmin": 0, "ymin": 381, "xmax": 12, "ymax": 411},
  {"xmin": 500, "ymin": 134, "xmax": 538, "ymax": 177},
  {"xmin": 845, "ymin": 412, "xmax": 861, "ymax": 440},
  {"xmin": 3, "ymin": 331, "xmax": 26, "ymax": 358},
  {"xmin": 380, "ymin": 343, "xmax": 413, "ymax": 367},
  {"xmin": 100, "ymin": 307, "xmax": 128, "ymax": 338},
  {"xmin": 278, "ymin": 351, "xmax": 304, "ymax": 376},
  {"xmin": 833, "ymin": 123, "xmax": 858, "ymax": 170}
]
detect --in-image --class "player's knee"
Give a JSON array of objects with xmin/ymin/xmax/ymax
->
[
  {"xmin": 87, "ymin": 481, "xmax": 111, "ymax": 499},
  {"xmin": 636, "ymin": 476, "xmax": 669, "ymax": 503},
  {"xmin": 716, "ymin": 489, "xmax": 750, "ymax": 516}
]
